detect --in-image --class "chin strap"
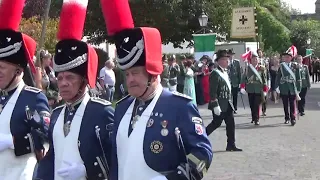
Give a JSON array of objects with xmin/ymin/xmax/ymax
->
[
  {"xmin": 68, "ymin": 78, "xmax": 87, "ymax": 104},
  {"xmin": 3, "ymin": 69, "xmax": 20, "ymax": 91},
  {"xmin": 138, "ymin": 75, "xmax": 152, "ymax": 98}
]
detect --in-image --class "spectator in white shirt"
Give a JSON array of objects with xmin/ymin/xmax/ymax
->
[{"xmin": 99, "ymin": 60, "xmax": 116, "ymax": 102}]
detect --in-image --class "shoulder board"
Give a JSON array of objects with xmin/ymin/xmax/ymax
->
[
  {"xmin": 90, "ymin": 97, "xmax": 112, "ymax": 106},
  {"xmin": 172, "ymin": 91, "xmax": 192, "ymax": 100},
  {"xmin": 52, "ymin": 104, "xmax": 65, "ymax": 112},
  {"xmin": 24, "ymin": 86, "xmax": 42, "ymax": 93},
  {"xmin": 116, "ymin": 94, "xmax": 131, "ymax": 105}
]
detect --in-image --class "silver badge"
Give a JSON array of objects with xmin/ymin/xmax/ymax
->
[
  {"xmin": 147, "ymin": 119, "xmax": 154, "ymax": 127},
  {"xmin": 161, "ymin": 128, "xmax": 169, "ymax": 136}
]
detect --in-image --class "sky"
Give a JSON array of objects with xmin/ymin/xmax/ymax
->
[{"xmin": 282, "ymin": 0, "xmax": 316, "ymax": 13}]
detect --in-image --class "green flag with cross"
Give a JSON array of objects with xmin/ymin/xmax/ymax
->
[
  {"xmin": 192, "ymin": 33, "xmax": 216, "ymax": 61},
  {"xmin": 306, "ymin": 49, "xmax": 313, "ymax": 56}
]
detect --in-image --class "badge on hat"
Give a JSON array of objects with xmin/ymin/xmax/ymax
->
[{"xmin": 150, "ymin": 141, "xmax": 163, "ymax": 154}]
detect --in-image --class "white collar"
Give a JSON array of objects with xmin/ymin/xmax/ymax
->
[{"xmin": 219, "ymin": 66, "xmax": 227, "ymax": 72}]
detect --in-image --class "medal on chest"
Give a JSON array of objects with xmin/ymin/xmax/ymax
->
[
  {"xmin": 131, "ymin": 115, "xmax": 140, "ymax": 129},
  {"xmin": 160, "ymin": 120, "xmax": 169, "ymax": 136},
  {"xmin": 64, "ymin": 121, "xmax": 71, "ymax": 136}
]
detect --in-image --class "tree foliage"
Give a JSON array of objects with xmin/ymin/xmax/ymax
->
[
  {"xmin": 23, "ymin": 0, "xmax": 46, "ymax": 18},
  {"xmin": 256, "ymin": 7, "xmax": 291, "ymax": 53},
  {"xmin": 48, "ymin": 0, "xmax": 234, "ymax": 47},
  {"xmin": 42, "ymin": 0, "xmax": 299, "ymax": 54},
  {"xmin": 19, "ymin": 17, "xmax": 59, "ymax": 53},
  {"xmin": 290, "ymin": 20, "xmax": 320, "ymax": 56}
]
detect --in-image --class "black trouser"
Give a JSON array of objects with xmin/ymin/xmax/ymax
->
[
  {"xmin": 261, "ymin": 96, "xmax": 267, "ymax": 113},
  {"xmin": 312, "ymin": 71, "xmax": 319, "ymax": 82},
  {"xmin": 206, "ymin": 105, "xmax": 235, "ymax": 145},
  {"xmin": 298, "ymin": 87, "xmax": 308, "ymax": 113},
  {"xmin": 231, "ymin": 87, "xmax": 239, "ymax": 111},
  {"xmin": 248, "ymin": 93, "xmax": 261, "ymax": 122},
  {"xmin": 281, "ymin": 94, "xmax": 296, "ymax": 120}
]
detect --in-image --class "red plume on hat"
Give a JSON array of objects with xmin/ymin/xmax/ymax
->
[
  {"xmin": 0, "ymin": 0, "xmax": 24, "ymax": 30},
  {"xmin": 0, "ymin": 0, "xmax": 36, "ymax": 74},
  {"xmin": 100, "ymin": 0, "xmax": 163, "ymax": 75},
  {"xmin": 241, "ymin": 50, "xmax": 258, "ymax": 64},
  {"xmin": 100, "ymin": 0, "xmax": 134, "ymax": 36},
  {"xmin": 58, "ymin": 0, "xmax": 88, "ymax": 41},
  {"xmin": 54, "ymin": 0, "xmax": 98, "ymax": 88}
]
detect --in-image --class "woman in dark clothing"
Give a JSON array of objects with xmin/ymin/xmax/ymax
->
[
  {"xmin": 269, "ymin": 56, "xmax": 280, "ymax": 103},
  {"xmin": 193, "ymin": 60, "xmax": 205, "ymax": 105}
]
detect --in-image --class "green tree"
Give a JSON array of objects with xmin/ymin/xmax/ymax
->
[
  {"xmin": 23, "ymin": 0, "xmax": 46, "ymax": 18},
  {"xmin": 256, "ymin": 6, "xmax": 291, "ymax": 53},
  {"xmin": 290, "ymin": 19, "xmax": 320, "ymax": 56},
  {"xmin": 48, "ymin": 0, "xmax": 233, "ymax": 47},
  {"xmin": 19, "ymin": 17, "xmax": 59, "ymax": 53},
  {"xmin": 48, "ymin": 0, "xmax": 295, "ymax": 51}
]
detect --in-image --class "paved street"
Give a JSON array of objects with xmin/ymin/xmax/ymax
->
[{"xmin": 200, "ymin": 83, "xmax": 320, "ymax": 180}]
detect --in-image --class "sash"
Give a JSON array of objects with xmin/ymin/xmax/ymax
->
[
  {"xmin": 116, "ymin": 86, "xmax": 166, "ymax": 180},
  {"xmin": 214, "ymin": 69, "xmax": 231, "ymax": 92},
  {"xmin": 281, "ymin": 63, "xmax": 296, "ymax": 81},
  {"xmin": 248, "ymin": 64, "xmax": 262, "ymax": 84},
  {"xmin": 280, "ymin": 63, "xmax": 299, "ymax": 95},
  {"xmin": 53, "ymin": 93, "xmax": 90, "ymax": 180},
  {"xmin": 0, "ymin": 81, "xmax": 37, "ymax": 180}
]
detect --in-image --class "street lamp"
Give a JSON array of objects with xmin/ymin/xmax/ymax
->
[
  {"xmin": 307, "ymin": 38, "xmax": 311, "ymax": 45},
  {"xmin": 198, "ymin": 12, "xmax": 208, "ymax": 27}
]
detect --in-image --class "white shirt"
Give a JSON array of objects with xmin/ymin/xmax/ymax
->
[{"xmin": 99, "ymin": 67, "xmax": 116, "ymax": 86}]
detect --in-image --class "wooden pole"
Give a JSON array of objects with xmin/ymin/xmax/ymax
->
[{"xmin": 36, "ymin": 0, "xmax": 52, "ymax": 67}]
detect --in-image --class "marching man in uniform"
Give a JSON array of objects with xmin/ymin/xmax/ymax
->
[
  {"xmin": 240, "ymin": 51, "xmax": 268, "ymax": 125},
  {"xmin": 100, "ymin": 0, "xmax": 213, "ymax": 179},
  {"xmin": 0, "ymin": 0, "xmax": 51, "ymax": 179},
  {"xmin": 162, "ymin": 55, "xmax": 180, "ymax": 92},
  {"xmin": 227, "ymin": 49, "xmax": 242, "ymax": 113},
  {"xmin": 275, "ymin": 46, "xmax": 302, "ymax": 126},
  {"xmin": 35, "ymin": 0, "xmax": 114, "ymax": 179},
  {"xmin": 206, "ymin": 50, "xmax": 242, "ymax": 151},
  {"xmin": 257, "ymin": 49, "xmax": 269, "ymax": 116},
  {"xmin": 296, "ymin": 55, "xmax": 311, "ymax": 116}
]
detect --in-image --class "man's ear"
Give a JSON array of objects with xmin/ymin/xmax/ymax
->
[{"xmin": 15, "ymin": 68, "xmax": 23, "ymax": 75}]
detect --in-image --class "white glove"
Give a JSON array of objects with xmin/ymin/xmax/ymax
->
[
  {"xmin": 0, "ymin": 133, "xmax": 14, "ymax": 152},
  {"xmin": 57, "ymin": 161, "xmax": 87, "ymax": 180},
  {"xmin": 263, "ymin": 92, "xmax": 267, "ymax": 97},
  {"xmin": 240, "ymin": 88, "xmax": 246, "ymax": 94},
  {"xmin": 213, "ymin": 106, "xmax": 222, "ymax": 116},
  {"xmin": 296, "ymin": 94, "xmax": 301, "ymax": 101},
  {"xmin": 276, "ymin": 87, "xmax": 280, "ymax": 94}
]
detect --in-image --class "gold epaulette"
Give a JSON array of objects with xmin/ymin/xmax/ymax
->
[
  {"xmin": 172, "ymin": 91, "xmax": 192, "ymax": 100},
  {"xmin": 91, "ymin": 97, "xmax": 112, "ymax": 106},
  {"xmin": 116, "ymin": 95, "xmax": 131, "ymax": 105},
  {"xmin": 24, "ymin": 86, "xmax": 42, "ymax": 93}
]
